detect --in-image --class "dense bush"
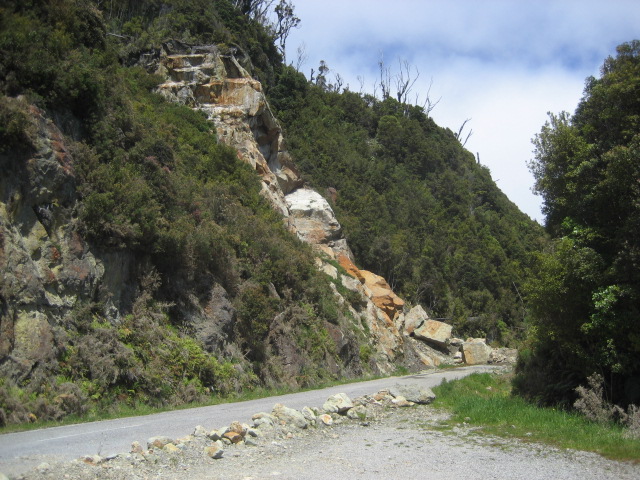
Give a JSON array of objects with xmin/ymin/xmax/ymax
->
[
  {"xmin": 515, "ymin": 41, "xmax": 640, "ymax": 408},
  {"xmin": 270, "ymin": 66, "xmax": 545, "ymax": 344}
]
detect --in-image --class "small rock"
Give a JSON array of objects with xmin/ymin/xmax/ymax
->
[
  {"xmin": 252, "ymin": 412, "xmax": 277, "ymax": 428},
  {"xmin": 163, "ymin": 443, "xmax": 181, "ymax": 453},
  {"xmin": 317, "ymin": 414, "xmax": 333, "ymax": 426},
  {"xmin": 147, "ymin": 436, "xmax": 174, "ymax": 449},
  {"xmin": 391, "ymin": 395, "xmax": 414, "ymax": 407},
  {"xmin": 204, "ymin": 441, "xmax": 225, "ymax": 459},
  {"xmin": 223, "ymin": 431, "xmax": 244, "ymax": 444},
  {"xmin": 131, "ymin": 441, "xmax": 144, "ymax": 454},
  {"xmin": 208, "ymin": 426, "xmax": 229, "ymax": 441},
  {"xmin": 193, "ymin": 425, "xmax": 208, "ymax": 437},
  {"xmin": 301, "ymin": 406, "xmax": 317, "ymax": 423},
  {"xmin": 229, "ymin": 421, "xmax": 247, "ymax": 436},
  {"xmin": 346, "ymin": 405, "xmax": 367, "ymax": 420},
  {"xmin": 82, "ymin": 455, "xmax": 103, "ymax": 465}
]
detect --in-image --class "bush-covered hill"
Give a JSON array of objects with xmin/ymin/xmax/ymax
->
[
  {"xmin": 269, "ymin": 67, "xmax": 545, "ymax": 344},
  {"xmin": 0, "ymin": 0, "xmax": 353, "ymax": 426},
  {"xmin": 0, "ymin": 0, "xmax": 544, "ymax": 426}
]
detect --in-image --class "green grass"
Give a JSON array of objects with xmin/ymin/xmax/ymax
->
[{"xmin": 432, "ymin": 372, "xmax": 640, "ymax": 461}]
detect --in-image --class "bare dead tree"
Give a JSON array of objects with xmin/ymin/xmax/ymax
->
[
  {"xmin": 295, "ymin": 42, "xmax": 308, "ymax": 71},
  {"xmin": 455, "ymin": 118, "xmax": 473, "ymax": 147},
  {"xmin": 415, "ymin": 77, "xmax": 441, "ymax": 116},
  {"xmin": 378, "ymin": 53, "xmax": 392, "ymax": 99},
  {"xmin": 357, "ymin": 75, "xmax": 366, "ymax": 94},
  {"xmin": 395, "ymin": 58, "xmax": 420, "ymax": 104},
  {"xmin": 334, "ymin": 73, "xmax": 344, "ymax": 93}
]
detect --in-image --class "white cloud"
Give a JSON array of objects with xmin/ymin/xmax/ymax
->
[{"xmin": 283, "ymin": 0, "xmax": 640, "ymax": 222}]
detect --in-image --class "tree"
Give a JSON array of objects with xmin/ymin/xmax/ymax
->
[
  {"xmin": 517, "ymin": 41, "xmax": 640, "ymax": 408},
  {"xmin": 273, "ymin": 0, "xmax": 300, "ymax": 63}
]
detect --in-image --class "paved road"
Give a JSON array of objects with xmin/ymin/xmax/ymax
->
[{"xmin": 0, "ymin": 365, "xmax": 498, "ymax": 477}]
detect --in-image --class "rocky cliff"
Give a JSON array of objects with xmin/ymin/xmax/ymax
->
[
  {"xmin": 0, "ymin": 102, "xmax": 108, "ymax": 385},
  {"xmin": 150, "ymin": 42, "xmax": 471, "ymax": 373}
]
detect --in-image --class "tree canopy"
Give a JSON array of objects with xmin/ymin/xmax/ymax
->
[{"xmin": 516, "ymin": 41, "xmax": 640, "ymax": 408}]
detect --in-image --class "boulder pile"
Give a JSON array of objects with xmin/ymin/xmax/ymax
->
[
  {"xmin": 400, "ymin": 305, "xmax": 517, "ymax": 366},
  {"xmin": 60, "ymin": 385, "xmax": 437, "ymax": 471}
]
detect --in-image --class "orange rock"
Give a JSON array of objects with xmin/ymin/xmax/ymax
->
[
  {"xmin": 337, "ymin": 254, "xmax": 364, "ymax": 281},
  {"xmin": 223, "ymin": 431, "xmax": 244, "ymax": 444}
]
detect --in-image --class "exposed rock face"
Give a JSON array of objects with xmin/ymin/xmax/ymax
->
[
  {"xmin": 151, "ymin": 42, "xmax": 413, "ymax": 374},
  {"xmin": 336, "ymin": 255, "xmax": 404, "ymax": 324},
  {"xmin": 0, "ymin": 104, "xmax": 120, "ymax": 383},
  {"xmin": 154, "ymin": 43, "xmax": 303, "ymax": 216},
  {"xmin": 189, "ymin": 283, "xmax": 237, "ymax": 353}
]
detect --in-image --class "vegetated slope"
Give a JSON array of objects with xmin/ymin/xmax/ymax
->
[
  {"xmin": 0, "ymin": 0, "xmax": 543, "ymax": 428},
  {"xmin": 515, "ymin": 40, "xmax": 640, "ymax": 409},
  {"xmin": 270, "ymin": 66, "xmax": 546, "ymax": 345},
  {"xmin": 0, "ymin": 0, "xmax": 369, "ymax": 427}
]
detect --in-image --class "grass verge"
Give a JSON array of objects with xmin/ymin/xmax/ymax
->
[{"xmin": 432, "ymin": 372, "xmax": 640, "ymax": 461}]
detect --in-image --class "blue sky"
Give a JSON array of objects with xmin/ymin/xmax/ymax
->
[{"xmin": 283, "ymin": 0, "xmax": 640, "ymax": 222}]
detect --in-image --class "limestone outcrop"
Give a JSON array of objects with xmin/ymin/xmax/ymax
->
[{"xmin": 153, "ymin": 43, "xmax": 303, "ymax": 217}]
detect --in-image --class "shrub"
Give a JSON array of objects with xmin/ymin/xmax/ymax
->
[{"xmin": 574, "ymin": 373, "xmax": 640, "ymax": 438}]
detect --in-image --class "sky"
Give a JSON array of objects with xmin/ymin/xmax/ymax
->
[{"xmin": 282, "ymin": 0, "xmax": 640, "ymax": 222}]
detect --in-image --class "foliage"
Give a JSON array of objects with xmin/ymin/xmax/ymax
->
[
  {"xmin": 517, "ymin": 40, "xmax": 640, "ymax": 408},
  {"xmin": 270, "ymin": 66, "xmax": 545, "ymax": 344}
]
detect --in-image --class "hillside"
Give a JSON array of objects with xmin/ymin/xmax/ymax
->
[
  {"xmin": 269, "ymin": 67, "xmax": 545, "ymax": 343},
  {"xmin": 0, "ymin": 0, "xmax": 543, "ymax": 427}
]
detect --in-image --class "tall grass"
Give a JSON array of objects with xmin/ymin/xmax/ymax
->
[{"xmin": 433, "ymin": 373, "xmax": 640, "ymax": 461}]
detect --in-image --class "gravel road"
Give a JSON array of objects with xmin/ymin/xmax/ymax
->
[
  {"xmin": 0, "ymin": 365, "xmax": 497, "ymax": 477},
  {"xmin": 3, "ymin": 365, "xmax": 639, "ymax": 479},
  {"xmin": 12, "ymin": 402, "xmax": 640, "ymax": 480}
]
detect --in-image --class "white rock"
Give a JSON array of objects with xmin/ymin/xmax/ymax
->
[{"xmin": 323, "ymin": 393, "xmax": 354, "ymax": 414}]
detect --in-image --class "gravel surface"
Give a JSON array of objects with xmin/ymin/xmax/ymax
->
[{"xmin": 12, "ymin": 401, "xmax": 640, "ymax": 480}]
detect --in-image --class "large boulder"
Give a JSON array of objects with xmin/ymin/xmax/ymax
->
[
  {"xmin": 403, "ymin": 305, "xmax": 429, "ymax": 335},
  {"xmin": 271, "ymin": 403, "xmax": 308, "ymax": 429},
  {"xmin": 389, "ymin": 384, "xmax": 436, "ymax": 404},
  {"xmin": 413, "ymin": 319, "xmax": 452, "ymax": 348},
  {"xmin": 285, "ymin": 188, "xmax": 342, "ymax": 250},
  {"xmin": 462, "ymin": 338, "xmax": 492, "ymax": 365}
]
